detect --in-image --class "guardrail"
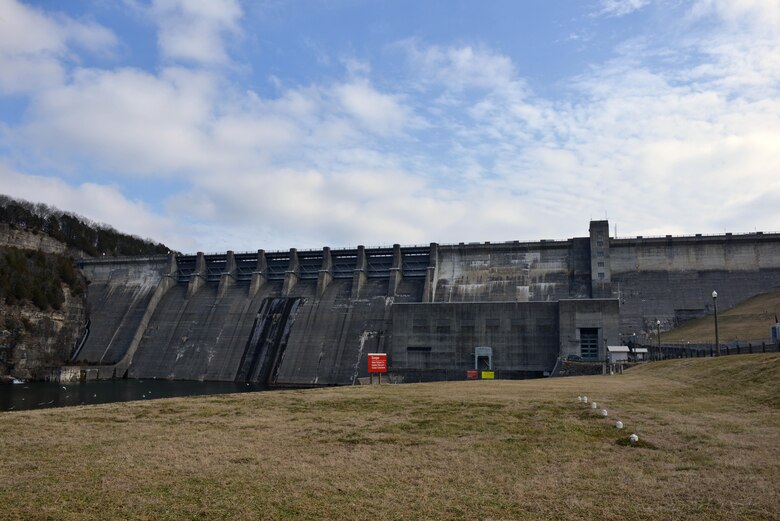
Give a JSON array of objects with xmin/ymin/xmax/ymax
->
[{"xmin": 640, "ymin": 340, "xmax": 780, "ymax": 359}]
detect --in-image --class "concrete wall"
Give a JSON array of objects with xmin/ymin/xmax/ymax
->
[
  {"xmin": 387, "ymin": 299, "xmax": 620, "ymax": 380},
  {"xmin": 558, "ymin": 299, "xmax": 621, "ymax": 360},
  {"xmin": 388, "ymin": 302, "xmax": 561, "ymax": 380},
  {"xmin": 432, "ymin": 228, "xmax": 780, "ymax": 337},
  {"xmin": 610, "ymin": 235, "xmax": 780, "ymax": 335},
  {"xmin": 433, "ymin": 240, "xmax": 590, "ymax": 303}
]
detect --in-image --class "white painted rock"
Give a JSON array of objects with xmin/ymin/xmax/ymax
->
[
  {"xmin": 600, "ymin": 409, "xmax": 608, "ymax": 417},
  {"xmin": 615, "ymin": 421, "xmax": 624, "ymax": 429},
  {"xmin": 591, "ymin": 402, "xmax": 598, "ymax": 409},
  {"xmin": 583, "ymin": 396, "xmax": 588, "ymax": 403},
  {"xmin": 629, "ymin": 433, "xmax": 639, "ymax": 443},
  {"xmin": 577, "ymin": 396, "xmax": 583, "ymax": 402}
]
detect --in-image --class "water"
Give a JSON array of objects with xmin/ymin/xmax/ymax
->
[{"xmin": 0, "ymin": 380, "xmax": 267, "ymax": 412}]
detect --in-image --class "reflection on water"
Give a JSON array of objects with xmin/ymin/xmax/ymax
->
[{"xmin": 0, "ymin": 380, "xmax": 267, "ymax": 412}]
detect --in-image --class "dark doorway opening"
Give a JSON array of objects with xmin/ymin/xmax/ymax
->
[{"xmin": 580, "ymin": 328, "xmax": 599, "ymax": 359}]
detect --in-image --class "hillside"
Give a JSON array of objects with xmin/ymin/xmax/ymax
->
[
  {"xmin": 661, "ymin": 290, "xmax": 780, "ymax": 344},
  {"xmin": 0, "ymin": 194, "xmax": 169, "ymax": 257},
  {"xmin": 0, "ymin": 354, "xmax": 777, "ymax": 520},
  {"xmin": 0, "ymin": 194, "xmax": 171, "ymax": 380}
]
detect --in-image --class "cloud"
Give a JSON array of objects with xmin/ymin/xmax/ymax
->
[
  {"xmin": 0, "ymin": 54, "xmax": 64, "ymax": 94},
  {"xmin": 3, "ymin": 1, "xmax": 780, "ymax": 252},
  {"xmin": 0, "ymin": 162, "xmax": 181, "ymax": 247},
  {"xmin": 403, "ymin": 41, "xmax": 519, "ymax": 92},
  {"xmin": 21, "ymin": 67, "xmax": 219, "ymax": 175},
  {"xmin": 689, "ymin": 0, "xmax": 780, "ymax": 32},
  {"xmin": 333, "ymin": 80, "xmax": 411, "ymax": 135},
  {"xmin": 0, "ymin": 0, "xmax": 117, "ymax": 94},
  {"xmin": 148, "ymin": 0, "xmax": 242, "ymax": 65},
  {"xmin": 596, "ymin": 0, "xmax": 652, "ymax": 17}
]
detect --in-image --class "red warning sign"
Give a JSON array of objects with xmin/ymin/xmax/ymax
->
[{"xmin": 367, "ymin": 353, "xmax": 387, "ymax": 373}]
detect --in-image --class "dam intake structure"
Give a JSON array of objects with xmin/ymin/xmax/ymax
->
[{"xmin": 67, "ymin": 221, "xmax": 780, "ymax": 385}]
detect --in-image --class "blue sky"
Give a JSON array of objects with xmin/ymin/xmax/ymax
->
[{"xmin": 1, "ymin": 0, "xmax": 779, "ymax": 252}]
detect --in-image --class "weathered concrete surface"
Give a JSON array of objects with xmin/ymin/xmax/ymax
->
[
  {"xmin": 433, "ymin": 241, "xmax": 587, "ymax": 303},
  {"xmin": 388, "ymin": 301, "xmax": 561, "ymax": 381},
  {"xmin": 558, "ymin": 299, "xmax": 621, "ymax": 360},
  {"xmin": 387, "ymin": 298, "xmax": 620, "ymax": 381},
  {"xmin": 75, "ymin": 256, "xmax": 168, "ymax": 365},
  {"xmin": 274, "ymin": 279, "xmax": 398, "ymax": 387},
  {"xmin": 70, "ymin": 222, "xmax": 780, "ymax": 384},
  {"xmin": 78, "ymin": 247, "xmax": 431, "ymax": 384},
  {"xmin": 610, "ymin": 235, "xmax": 780, "ymax": 334},
  {"xmin": 128, "ymin": 281, "xmax": 267, "ymax": 380}
]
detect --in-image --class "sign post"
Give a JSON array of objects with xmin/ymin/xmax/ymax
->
[{"xmin": 367, "ymin": 353, "xmax": 387, "ymax": 384}]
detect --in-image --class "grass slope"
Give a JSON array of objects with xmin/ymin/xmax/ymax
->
[
  {"xmin": 662, "ymin": 290, "xmax": 780, "ymax": 343},
  {"xmin": 1, "ymin": 354, "xmax": 779, "ymax": 520}
]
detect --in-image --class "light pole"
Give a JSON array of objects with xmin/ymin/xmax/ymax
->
[
  {"xmin": 712, "ymin": 290, "xmax": 720, "ymax": 356},
  {"xmin": 656, "ymin": 320, "xmax": 661, "ymax": 361}
]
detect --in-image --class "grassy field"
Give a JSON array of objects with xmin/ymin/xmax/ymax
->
[
  {"xmin": 1, "ymin": 354, "xmax": 779, "ymax": 520},
  {"xmin": 662, "ymin": 290, "xmax": 780, "ymax": 343}
]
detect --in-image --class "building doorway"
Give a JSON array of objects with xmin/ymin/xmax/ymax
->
[
  {"xmin": 474, "ymin": 346, "xmax": 493, "ymax": 370},
  {"xmin": 580, "ymin": 328, "xmax": 599, "ymax": 359}
]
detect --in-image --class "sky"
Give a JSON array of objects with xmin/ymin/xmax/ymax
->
[{"xmin": 1, "ymin": 0, "xmax": 779, "ymax": 253}]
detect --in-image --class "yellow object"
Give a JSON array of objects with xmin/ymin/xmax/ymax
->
[{"xmin": 481, "ymin": 371, "xmax": 495, "ymax": 379}]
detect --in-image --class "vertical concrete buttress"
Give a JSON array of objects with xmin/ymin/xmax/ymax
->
[
  {"xmin": 217, "ymin": 250, "xmax": 237, "ymax": 298},
  {"xmin": 422, "ymin": 243, "xmax": 439, "ymax": 303},
  {"xmin": 388, "ymin": 244, "xmax": 403, "ymax": 297},
  {"xmin": 589, "ymin": 220, "xmax": 612, "ymax": 298},
  {"xmin": 187, "ymin": 252, "xmax": 207, "ymax": 298},
  {"xmin": 351, "ymin": 245, "xmax": 368, "ymax": 299},
  {"xmin": 250, "ymin": 249, "xmax": 267, "ymax": 297},
  {"xmin": 317, "ymin": 247, "xmax": 334, "ymax": 298},
  {"xmin": 166, "ymin": 252, "xmax": 177, "ymax": 274},
  {"xmin": 282, "ymin": 248, "xmax": 300, "ymax": 296}
]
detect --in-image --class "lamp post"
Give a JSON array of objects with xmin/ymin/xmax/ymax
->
[
  {"xmin": 656, "ymin": 320, "xmax": 661, "ymax": 361},
  {"xmin": 712, "ymin": 290, "xmax": 720, "ymax": 356}
]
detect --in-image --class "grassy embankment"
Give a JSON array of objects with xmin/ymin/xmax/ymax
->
[
  {"xmin": 1, "ymin": 354, "xmax": 778, "ymax": 520},
  {"xmin": 661, "ymin": 290, "xmax": 780, "ymax": 344}
]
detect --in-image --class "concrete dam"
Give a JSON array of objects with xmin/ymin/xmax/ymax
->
[{"xmin": 69, "ymin": 220, "xmax": 780, "ymax": 385}]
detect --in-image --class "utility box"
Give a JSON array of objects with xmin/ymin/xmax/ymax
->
[{"xmin": 607, "ymin": 345, "xmax": 630, "ymax": 363}]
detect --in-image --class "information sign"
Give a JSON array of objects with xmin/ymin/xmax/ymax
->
[{"xmin": 367, "ymin": 353, "xmax": 387, "ymax": 373}]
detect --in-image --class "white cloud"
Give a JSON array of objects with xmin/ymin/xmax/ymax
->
[
  {"xmin": 0, "ymin": 0, "xmax": 64, "ymax": 55},
  {"xmin": 334, "ymin": 80, "xmax": 411, "ymax": 135},
  {"xmin": 3, "ymin": 1, "xmax": 780, "ymax": 251},
  {"xmin": 404, "ymin": 41, "xmax": 520, "ymax": 92},
  {"xmin": 597, "ymin": 0, "xmax": 652, "ymax": 17},
  {"xmin": 0, "ymin": 54, "xmax": 64, "ymax": 94},
  {"xmin": 0, "ymin": 0, "xmax": 117, "ymax": 94},
  {"xmin": 689, "ymin": 0, "xmax": 780, "ymax": 32},
  {"xmin": 0, "ymin": 162, "xmax": 181, "ymax": 248},
  {"xmin": 149, "ymin": 0, "xmax": 242, "ymax": 65},
  {"xmin": 21, "ymin": 67, "xmax": 219, "ymax": 175}
]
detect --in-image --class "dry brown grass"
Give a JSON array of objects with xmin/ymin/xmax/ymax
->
[
  {"xmin": 662, "ymin": 290, "xmax": 780, "ymax": 343},
  {"xmin": 1, "ymin": 354, "xmax": 779, "ymax": 520}
]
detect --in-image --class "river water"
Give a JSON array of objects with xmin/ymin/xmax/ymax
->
[{"xmin": 0, "ymin": 380, "xmax": 267, "ymax": 412}]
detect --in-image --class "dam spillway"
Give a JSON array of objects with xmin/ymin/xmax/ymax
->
[
  {"xmin": 71, "ymin": 220, "xmax": 780, "ymax": 385},
  {"xmin": 74, "ymin": 245, "xmax": 433, "ymax": 384}
]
